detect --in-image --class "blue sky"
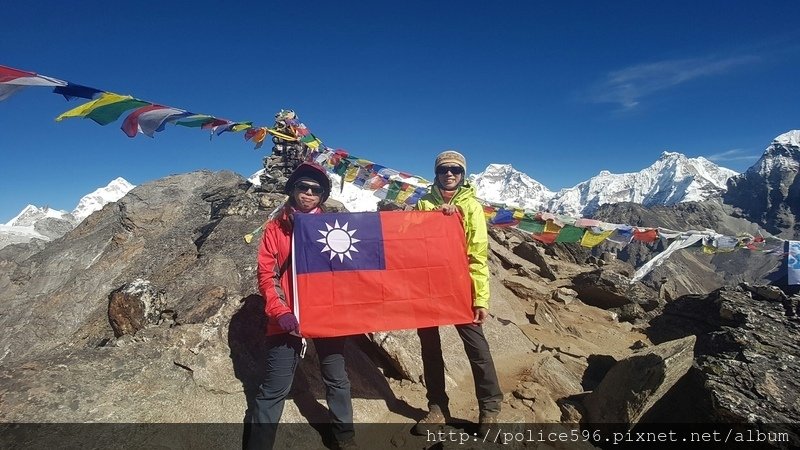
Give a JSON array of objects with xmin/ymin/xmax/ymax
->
[{"xmin": 2, "ymin": 1, "xmax": 799, "ymax": 222}]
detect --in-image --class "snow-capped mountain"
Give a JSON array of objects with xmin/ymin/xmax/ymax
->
[
  {"xmin": 547, "ymin": 152, "xmax": 737, "ymax": 216},
  {"xmin": 723, "ymin": 130, "xmax": 800, "ymax": 239},
  {"xmin": 0, "ymin": 177, "xmax": 135, "ymax": 251},
  {"xmin": 469, "ymin": 154, "xmax": 737, "ymax": 217},
  {"xmin": 740, "ymin": 130, "xmax": 800, "ymax": 178},
  {"xmin": 71, "ymin": 177, "xmax": 135, "ymax": 222},
  {"xmin": 469, "ymin": 164, "xmax": 555, "ymax": 210},
  {"xmin": 5, "ymin": 205, "xmax": 72, "ymax": 227}
]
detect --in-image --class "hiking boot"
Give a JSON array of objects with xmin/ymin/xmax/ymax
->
[
  {"xmin": 331, "ymin": 437, "xmax": 358, "ymax": 450},
  {"xmin": 476, "ymin": 411, "xmax": 499, "ymax": 437},
  {"xmin": 411, "ymin": 405, "xmax": 447, "ymax": 436}
]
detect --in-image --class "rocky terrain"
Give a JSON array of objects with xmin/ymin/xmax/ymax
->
[
  {"xmin": 0, "ymin": 169, "xmax": 798, "ymax": 449},
  {"xmin": 724, "ymin": 130, "xmax": 800, "ymax": 240}
]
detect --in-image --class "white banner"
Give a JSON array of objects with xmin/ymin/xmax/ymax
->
[{"xmin": 789, "ymin": 240, "xmax": 800, "ymax": 285}]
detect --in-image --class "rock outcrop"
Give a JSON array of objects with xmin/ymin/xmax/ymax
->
[
  {"xmin": 582, "ymin": 335, "xmax": 695, "ymax": 427},
  {"xmin": 724, "ymin": 131, "xmax": 800, "ymax": 240},
  {"xmin": 645, "ymin": 285, "xmax": 800, "ymax": 446}
]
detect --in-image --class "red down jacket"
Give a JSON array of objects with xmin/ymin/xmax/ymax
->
[{"xmin": 256, "ymin": 205, "xmax": 322, "ymax": 335}]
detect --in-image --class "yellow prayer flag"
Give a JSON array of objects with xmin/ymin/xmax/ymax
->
[
  {"xmin": 55, "ymin": 92, "xmax": 130, "ymax": 121},
  {"xmin": 344, "ymin": 164, "xmax": 360, "ymax": 182},
  {"xmin": 266, "ymin": 128, "xmax": 298, "ymax": 141},
  {"xmin": 580, "ymin": 230, "xmax": 613, "ymax": 248},
  {"xmin": 513, "ymin": 209, "xmax": 525, "ymax": 219},
  {"xmin": 395, "ymin": 184, "xmax": 414, "ymax": 204},
  {"xmin": 230, "ymin": 123, "xmax": 253, "ymax": 132},
  {"xmin": 544, "ymin": 220, "xmax": 562, "ymax": 234}
]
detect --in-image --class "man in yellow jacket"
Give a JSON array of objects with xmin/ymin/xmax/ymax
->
[{"xmin": 413, "ymin": 150, "xmax": 503, "ymax": 435}]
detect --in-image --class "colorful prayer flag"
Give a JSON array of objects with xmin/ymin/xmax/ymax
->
[
  {"xmin": 490, "ymin": 209, "xmax": 519, "ymax": 227},
  {"xmin": 121, "ymin": 105, "xmax": 189, "ymax": 138},
  {"xmin": 53, "ymin": 82, "xmax": 102, "ymax": 101},
  {"xmin": 0, "ymin": 65, "xmax": 66, "ymax": 101},
  {"xmin": 555, "ymin": 225, "xmax": 585, "ymax": 243},
  {"xmin": 385, "ymin": 181, "xmax": 402, "ymax": 201},
  {"xmin": 55, "ymin": 92, "xmax": 149, "ymax": 125},
  {"xmin": 606, "ymin": 226, "xmax": 634, "ymax": 246},
  {"xmin": 543, "ymin": 220, "xmax": 562, "ymax": 234},
  {"xmin": 517, "ymin": 217, "xmax": 544, "ymax": 234},
  {"xmin": 633, "ymin": 228, "xmax": 659, "ymax": 243},
  {"xmin": 532, "ymin": 232, "xmax": 559, "ymax": 245},
  {"xmin": 395, "ymin": 183, "xmax": 414, "ymax": 205},
  {"xmin": 292, "ymin": 211, "xmax": 474, "ymax": 337},
  {"xmin": 245, "ymin": 127, "xmax": 269, "ymax": 149},
  {"xmin": 580, "ymin": 229, "xmax": 613, "ymax": 248}
]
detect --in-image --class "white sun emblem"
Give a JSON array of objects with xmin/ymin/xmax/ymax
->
[{"xmin": 317, "ymin": 220, "xmax": 360, "ymax": 262}]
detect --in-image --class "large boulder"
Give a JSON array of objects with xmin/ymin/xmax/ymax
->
[
  {"xmin": 108, "ymin": 278, "xmax": 168, "ymax": 337},
  {"xmin": 582, "ymin": 335, "xmax": 695, "ymax": 427},
  {"xmin": 571, "ymin": 269, "xmax": 659, "ymax": 316}
]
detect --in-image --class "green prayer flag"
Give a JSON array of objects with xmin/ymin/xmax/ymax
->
[
  {"xmin": 87, "ymin": 99, "xmax": 150, "ymax": 125},
  {"xmin": 334, "ymin": 160, "xmax": 349, "ymax": 177},
  {"xmin": 518, "ymin": 218, "xmax": 544, "ymax": 234},
  {"xmin": 385, "ymin": 181, "xmax": 402, "ymax": 201},
  {"xmin": 555, "ymin": 225, "xmax": 585, "ymax": 243}
]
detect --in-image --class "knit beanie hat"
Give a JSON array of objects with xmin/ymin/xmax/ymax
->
[{"xmin": 434, "ymin": 150, "xmax": 466, "ymax": 173}]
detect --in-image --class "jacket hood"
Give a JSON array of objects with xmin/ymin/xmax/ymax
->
[
  {"xmin": 284, "ymin": 162, "xmax": 332, "ymax": 202},
  {"xmin": 433, "ymin": 181, "xmax": 477, "ymax": 203}
]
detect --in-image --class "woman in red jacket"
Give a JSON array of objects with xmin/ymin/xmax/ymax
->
[{"xmin": 248, "ymin": 162, "xmax": 355, "ymax": 450}]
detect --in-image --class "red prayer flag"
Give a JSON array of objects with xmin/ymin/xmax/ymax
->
[
  {"xmin": 633, "ymin": 228, "xmax": 659, "ymax": 243},
  {"xmin": 292, "ymin": 211, "xmax": 474, "ymax": 337},
  {"xmin": 531, "ymin": 232, "xmax": 559, "ymax": 245}
]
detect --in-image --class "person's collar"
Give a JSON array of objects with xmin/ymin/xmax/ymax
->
[{"xmin": 440, "ymin": 188, "xmax": 456, "ymax": 202}]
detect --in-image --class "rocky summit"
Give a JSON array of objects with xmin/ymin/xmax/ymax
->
[
  {"xmin": 0, "ymin": 169, "xmax": 798, "ymax": 449},
  {"xmin": 724, "ymin": 131, "xmax": 800, "ymax": 239}
]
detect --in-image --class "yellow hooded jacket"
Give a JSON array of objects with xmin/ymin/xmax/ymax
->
[{"xmin": 416, "ymin": 182, "xmax": 490, "ymax": 309}]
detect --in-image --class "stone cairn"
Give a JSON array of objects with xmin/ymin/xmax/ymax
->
[{"xmin": 258, "ymin": 109, "xmax": 314, "ymax": 193}]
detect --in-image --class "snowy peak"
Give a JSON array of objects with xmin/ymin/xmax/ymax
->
[
  {"xmin": 658, "ymin": 151, "xmax": 683, "ymax": 160},
  {"xmin": 747, "ymin": 130, "xmax": 800, "ymax": 177},
  {"xmin": 723, "ymin": 130, "xmax": 800, "ymax": 239},
  {"xmin": 548, "ymin": 153, "xmax": 737, "ymax": 216},
  {"xmin": 1, "ymin": 177, "xmax": 136, "ymax": 251},
  {"xmin": 774, "ymin": 130, "xmax": 800, "ymax": 147},
  {"xmin": 71, "ymin": 177, "xmax": 135, "ymax": 223},
  {"xmin": 5, "ymin": 204, "xmax": 71, "ymax": 227},
  {"xmin": 470, "ymin": 164, "xmax": 554, "ymax": 210}
]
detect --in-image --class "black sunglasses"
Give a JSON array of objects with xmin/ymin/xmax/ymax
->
[
  {"xmin": 436, "ymin": 165, "xmax": 464, "ymax": 175},
  {"xmin": 294, "ymin": 182, "xmax": 324, "ymax": 195}
]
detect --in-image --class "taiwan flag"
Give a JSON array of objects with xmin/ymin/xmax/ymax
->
[{"xmin": 292, "ymin": 211, "xmax": 474, "ymax": 337}]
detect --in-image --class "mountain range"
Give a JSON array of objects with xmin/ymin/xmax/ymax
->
[
  {"xmin": 3, "ymin": 130, "xmax": 799, "ymax": 250},
  {"xmin": 472, "ymin": 152, "xmax": 737, "ymax": 216},
  {"xmin": 0, "ymin": 177, "xmax": 134, "ymax": 249}
]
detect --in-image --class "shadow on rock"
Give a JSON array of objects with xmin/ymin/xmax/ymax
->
[{"xmin": 228, "ymin": 294, "xmax": 425, "ymax": 448}]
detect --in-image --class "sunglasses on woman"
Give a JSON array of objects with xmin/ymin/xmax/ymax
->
[
  {"xmin": 436, "ymin": 165, "xmax": 464, "ymax": 175},
  {"xmin": 294, "ymin": 182, "xmax": 324, "ymax": 195}
]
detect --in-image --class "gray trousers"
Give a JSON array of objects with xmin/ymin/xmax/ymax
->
[
  {"xmin": 246, "ymin": 334, "xmax": 353, "ymax": 449},
  {"xmin": 417, "ymin": 323, "xmax": 503, "ymax": 415}
]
